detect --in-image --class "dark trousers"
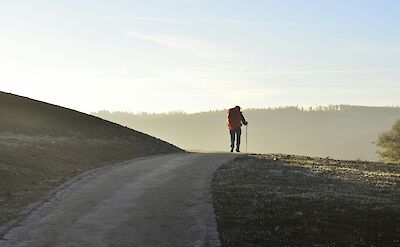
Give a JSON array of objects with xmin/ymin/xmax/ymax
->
[{"xmin": 230, "ymin": 127, "xmax": 241, "ymax": 150}]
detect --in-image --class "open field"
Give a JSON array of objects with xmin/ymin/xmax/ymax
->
[{"xmin": 212, "ymin": 154, "xmax": 400, "ymax": 246}]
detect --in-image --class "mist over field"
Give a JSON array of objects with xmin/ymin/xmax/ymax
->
[{"xmin": 94, "ymin": 105, "xmax": 400, "ymax": 161}]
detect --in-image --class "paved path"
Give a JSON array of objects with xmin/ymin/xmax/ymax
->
[{"xmin": 1, "ymin": 153, "xmax": 235, "ymax": 247}]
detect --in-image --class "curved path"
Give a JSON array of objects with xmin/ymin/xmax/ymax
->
[{"xmin": 1, "ymin": 153, "xmax": 235, "ymax": 247}]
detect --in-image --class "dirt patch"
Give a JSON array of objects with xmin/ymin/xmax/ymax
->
[{"xmin": 212, "ymin": 154, "xmax": 400, "ymax": 246}]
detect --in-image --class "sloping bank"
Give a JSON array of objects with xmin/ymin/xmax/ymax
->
[
  {"xmin": 0, "ymin": 92, "xmax": 182, "ymax": 230},
  {"xmin": 212, "ymin": 154, "xmax": 400, "ymax": 246}
]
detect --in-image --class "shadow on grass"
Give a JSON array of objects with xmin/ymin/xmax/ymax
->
[{"xmin": 212, "ymin": 155, "xmax": 400, "ymax": 246}]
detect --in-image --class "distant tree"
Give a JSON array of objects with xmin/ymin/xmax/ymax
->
[{"xmin": 376, "ymin": 120, "xmax": 400, "ymax": 163}]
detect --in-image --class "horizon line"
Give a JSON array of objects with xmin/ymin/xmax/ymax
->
[{"xmin": 92, "ymin": 104, "xmax": 400, "ymax": 115}]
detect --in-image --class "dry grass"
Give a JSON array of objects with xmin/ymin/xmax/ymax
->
[{"xmin": 212, "ymin": 154, "xmax": 400, "ymax": 246}]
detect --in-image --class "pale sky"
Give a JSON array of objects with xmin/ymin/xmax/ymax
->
[{"xmin": 1, "ymin": 0, "xmax": 399, "ymax": 113}]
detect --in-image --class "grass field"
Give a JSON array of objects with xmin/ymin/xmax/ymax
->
[{"xmin": 212, "ymin": 154, "xmax": 400, "ymax": 246}]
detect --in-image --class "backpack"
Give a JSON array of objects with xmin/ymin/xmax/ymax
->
[{"xmin": 227, "ymin": 107, "xmax": 241, "ymax": 130}]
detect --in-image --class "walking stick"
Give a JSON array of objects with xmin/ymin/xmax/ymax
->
[{"xmin": 246, "ymin": 124, "xmax": 248, "ymax": 153}]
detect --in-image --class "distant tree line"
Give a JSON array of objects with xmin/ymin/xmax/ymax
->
[{"xmin": 94, "ymin": 105, "xmax": 400, "ymax": 162}]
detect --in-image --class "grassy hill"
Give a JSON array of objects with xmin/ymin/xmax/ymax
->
[
  {"xmin": 94, "ymin": 106, "xmax": 400, "ymax": 161},
  {"xmin": 0, "ymin": 91, "xmax": 182, "ymax": 227}
]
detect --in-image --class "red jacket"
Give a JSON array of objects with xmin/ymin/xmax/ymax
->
[{"xmin": 227, "ymin": 107, "xmax": 242, "ymax": 130}]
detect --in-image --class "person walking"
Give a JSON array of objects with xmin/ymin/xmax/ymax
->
[{"xmin": 227, "ymin": 106, "xmax": 248, "ymax": 152}]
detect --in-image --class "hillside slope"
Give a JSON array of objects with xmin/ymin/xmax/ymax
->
[{"xmin": 0, "ymin": 91, "xmax": 182, "ymax": 226}]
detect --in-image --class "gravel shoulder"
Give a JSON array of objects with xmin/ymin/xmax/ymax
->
[{"xmin": 212, "ymin": 154, "xmax": 400, "ymax": 246}]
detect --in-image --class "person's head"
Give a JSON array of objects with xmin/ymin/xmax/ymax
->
[{"xmin": 235, "ymin": 105, "xmax": 241, "ymax": 110}]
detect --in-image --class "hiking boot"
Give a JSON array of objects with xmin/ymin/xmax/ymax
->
[
  {"xmin": 236, "ymin": 149, "xmax": 240, "ymax": 153},
  {"xmin": 230, "ymin": 148, "xmax": 234, "ymax": 152}
]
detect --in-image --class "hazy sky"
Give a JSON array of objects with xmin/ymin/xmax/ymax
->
[{"xmin": 1, "ymin": 0, "xmax": 399, "ymax": 113}]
